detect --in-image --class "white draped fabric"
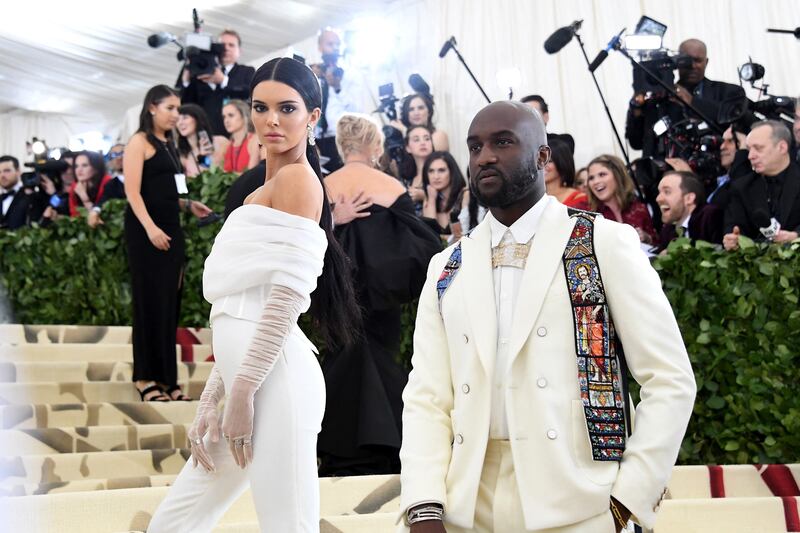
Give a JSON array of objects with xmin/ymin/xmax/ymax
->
[{"xmin": 1, "ymin": 0, "xmax": 798, "ymax": 170}]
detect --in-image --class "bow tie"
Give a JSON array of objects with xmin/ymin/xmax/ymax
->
[
  {"xmin": 0, "ymin": 191, "xmax": 13, "ymax": 203},
  {"xmin": 492, "ymin": 230, "xmax": 531, "ymax": 269}
]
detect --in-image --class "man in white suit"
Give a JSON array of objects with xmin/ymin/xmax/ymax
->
[{"xmin": 399, "ymin": 101, "xmax": 696, "ymax": 533}]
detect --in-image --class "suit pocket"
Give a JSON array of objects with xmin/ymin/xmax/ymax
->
[{"xmin": 571, "ymin": 400, "xmax": 619, "ymax": 486}]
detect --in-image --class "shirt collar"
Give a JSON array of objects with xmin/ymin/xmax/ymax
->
[
  {"xmin": 2, "ymin": 181, "xmax": 22, "ymax": 195},
  {"xmin": 488, "ymin": 194, "xmax": 550, "ymax": 247}
]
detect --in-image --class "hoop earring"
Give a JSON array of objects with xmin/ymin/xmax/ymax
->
[{"xmin": 307, "ymin": 124, "xmax": 316, "ymax": 146}]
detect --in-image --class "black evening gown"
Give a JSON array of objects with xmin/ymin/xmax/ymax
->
[
  {"xmin": 318, "ymin": 193, "xmax": 442, "ymax": 476},
  {"xmin": 125, "ymin": 135, "xmax": 186, "ymax": 386}
]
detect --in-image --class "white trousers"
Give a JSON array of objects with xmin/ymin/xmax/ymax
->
[{"xmin": 148, "ymin": 314, "xmax": 326, "ymax": 533}]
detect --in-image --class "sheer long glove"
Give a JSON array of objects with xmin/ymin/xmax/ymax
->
[
  {"xmin": 188, "ymin": 364, "xmax": 224, "ymax": 472},
  {"xmin": 221, "ymin": 285, "xmax": 306, "ymax": 468}
]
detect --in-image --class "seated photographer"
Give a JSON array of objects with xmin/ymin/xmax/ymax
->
[
  {"xmin": 723, "ymin": 120, "xmax": 800, "ymax": 250},
  {"xmin": 656, "ymin": 170, "xmax": 722, "ymax": 251},
  {"xmin": 421, "ymin": 151, "xmax": 466, "ymax": 239},
  {"xmin": 544, "ymin": 138, "xmax": 587, "ymax": 208},
  {"xmin": 626, "ymin": 38, "xmax": 745, "ymax": 157},
  {"xmin": 398, "ymin": 125, "xmax": 434, "ymax": 214},
  {"xmin": 391, "ymin": 92, "xmax": 450, "ymax": 152},
  {"xmin": 176, "ymin": 104, "xmax": 227, "ymax": 177},
  {"xmin": 221, "ymin": 99, "xmax": 259, "ymax": 174},
  {"xmin": 0, "ymin": 155, "xmax": 35, "ymax": 230},
  {"xmin": 587, "ymin": 154, "xmax": 659, "ymax": 245},
  {"xmin": 521, "ymin": 94, "xmax": 575, "ymax": 153},
  {"xmin": 706, "ymin": 125, "xmax": 748, "ymax": 212},
  {"xmin": 179, "ymin": 29, "xmax": 255, "ymax": 136},
  {"xmin": 68, "ymin": 151, "xmax": 114, "ymax": 218}
]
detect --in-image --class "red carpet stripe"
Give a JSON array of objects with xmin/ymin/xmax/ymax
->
[{"xmin": 708, "ymin": 465, "xmax": 725, "ymax": 498}]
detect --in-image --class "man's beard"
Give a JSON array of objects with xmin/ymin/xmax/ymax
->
[{"xmin": 470, "ymin": 158, "xmax": 540, "ymax": 208}]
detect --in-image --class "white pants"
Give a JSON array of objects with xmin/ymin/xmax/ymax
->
[{"xmin": 148, "ymin": 314, "xmax": 326, "ymax": 533}]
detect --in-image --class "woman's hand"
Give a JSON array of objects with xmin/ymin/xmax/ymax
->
[
  {"xmin": 74, "ymin": 181, "xmax": 90, "ymax": 203},
  {"xmin": 636, "ymin": 228, "xmax": 653, "ymax": 244},
  {"xmin": 189, "ymin": 201, "xmax": 213, "ymax": 218},
  {"xmin": 409, "ymin": 186, "xmax": 426, "ymax": 204},
  {"xmin": 422, "ymin": 185, "xmax": 438, "ymax": 217},
  {"xmin": 146, "ymin": 225, "xmax": 171, "ymax": 251},
  {"xmin": 221, "ymin": 382, "xmax": 256, "ymax": 468},
  {"xmin": 87, "ymin": 210, "xmax": 103, "ymax": 228},
  {"xmin": 332, "ymin": 191, "xmax": 372, "ymax": 226},
  {"xmin": 188, "ymin": 403, "xmax": 220, "ymax": 473}
]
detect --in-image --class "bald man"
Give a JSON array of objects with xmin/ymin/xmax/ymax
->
[
  {"xmin": 399, "ymin": 101, "xmax": 696, "ymax": 532},
  {"xmin": 626, "ymin": 38, "xmax": 745, "ymax": 158}
]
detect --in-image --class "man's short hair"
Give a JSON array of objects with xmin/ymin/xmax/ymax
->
[
  {"xmin": 220, "ymin": 29, "xmax": 241, "ymax": 46},
  {"xmin": 0, "ymin": 155, "xmax": 20, "ymax": 170},
  {"xmin": 520, "ymin": 94, "xmax": 548, "ymax": 113},
  {"xmin": 750, "ymin": 119, "xmax": 792, "ymax": 149},
  {"xmin": 664, "ymin": 170, "xmax": 706, "ymax": 205}
]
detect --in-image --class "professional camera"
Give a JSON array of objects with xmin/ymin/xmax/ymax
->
[
  {"xmin": 716, "ymin": 60, "xmax": 795, "ymax": 133},
  {"xmin": 632, "ymin": 53, "xmax": 694, "ymax": 97},
  {"xmin": 382, "ymin": 125, "xmax": 405, "ymax": 168},
  {"xmin": 147, "ymin": 9, "xmax": 225, "ymax": 78},
  {"xmin": 375, "ymin": 83, "xmax": 399, "ymax": 122}
]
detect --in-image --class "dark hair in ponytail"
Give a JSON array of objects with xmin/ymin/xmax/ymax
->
[{"xmin": 250, "ymin": 57, "xmax": 361, "ymax": 349}]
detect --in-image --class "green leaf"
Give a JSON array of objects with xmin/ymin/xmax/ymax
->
[{"xmin": 706, "ymin": 396, "xmax": 726, "ymax": 409}]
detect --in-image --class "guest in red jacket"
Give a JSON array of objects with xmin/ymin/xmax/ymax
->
[
  {"xmin": 68, "ymin": 151, "xmax": 112, "ymax": 217},
  {"xmin": 587, "ymin": 153, "xmax": 659, "ymax": 246}
]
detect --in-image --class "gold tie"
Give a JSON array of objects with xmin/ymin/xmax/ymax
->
[{"xmin": 492, "ymin": 230, "xmax": 531, "ymax": 269}]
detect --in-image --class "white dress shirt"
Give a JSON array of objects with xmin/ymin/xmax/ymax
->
[
  {"xmin": 1, "ymin": 181, "xmax": 22, "ymax": 216},
  {"xmin": 486, "ymin": 194, "xmax": 550, "ymax": 439},
  {"xmin": 317, "ymin": 77, "xmax": 361, "ymax": 139}
]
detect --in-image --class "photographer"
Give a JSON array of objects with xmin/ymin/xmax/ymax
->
[
  {"xmin": 0, "ymin": 156, "xmax": 33, "ymax": 230},
  {"xmin": 179, "ymin": 29, "xmax": 255, "ymax": 137},
  {"xmin": 723, "ymin": 120, "xmax": 800, "ymax": 250},
  {"xmin": 626, "ymin": 38, "xmax": 745, "ymax": 157},
  {"xmin": 313, "ymin": 29, "xmax": 362, "ymax": 172}
]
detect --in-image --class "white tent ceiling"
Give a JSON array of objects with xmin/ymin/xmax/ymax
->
[{"xmin": 0, "ymin": 0, "xmax": 394, "ymax": 128}]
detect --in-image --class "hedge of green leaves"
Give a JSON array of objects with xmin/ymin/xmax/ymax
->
[
  {"xmin": 1, "ymin": 170, "xmax": 798, "ymax": 465},
  {"xmin": 654, "ymin": 236, "xmax": 800, "ymax": 465}
]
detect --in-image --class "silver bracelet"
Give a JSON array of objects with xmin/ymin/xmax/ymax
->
[{"xmin": 407, "ymin": 505, "xmax": 444, "ymax": 525}]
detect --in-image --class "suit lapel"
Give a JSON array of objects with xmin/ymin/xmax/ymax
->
[
  {"xmin": 459, "ymin": 220, "xmax": 497, "ymax": 378},
  {"xmin": 505, "ymin": 200, "xmax": 576, "ymax": 371}
]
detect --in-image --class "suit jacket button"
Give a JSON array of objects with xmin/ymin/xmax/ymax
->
[
  {"xmin": 537, "ymin": 327, "xmax": 547, "ymax": 337},
  {"xmin": 463, "ymin": 334, "xmax": 469, "ymax": 344},
  {"xmin": 546, "ymin": 429, "xmax": 558, "ymax": 440},
  {"xmin": 537, "ymin": 378, "xmax": 547, "ymax": 388},
  {"xmin": 455, "ymin": 433, "xmax": 464, "ymax": 444},
  {"xmin": 462, "ymin": 383, "xmax": 470, "ymax": 394}
]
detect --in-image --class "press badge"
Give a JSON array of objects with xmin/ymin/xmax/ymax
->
[{"xmin": 174, "ymin": 173, "xmax": 188, "ymax": 194}]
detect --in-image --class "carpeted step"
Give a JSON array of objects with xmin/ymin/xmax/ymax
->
[
  {"xmin": 1, "ymin": 473, "xmax": 177, "ymax": 497},
  {"xmin": 0, "ymin": 344, "xmax": 213, "ymax": 363},
  {"xmin": 0, "ymin": 477, "xmax": 402, "ymax": 532},
  {"xmin": 1, "ymin": 448, "xmax": 189, "ymax": 484},
  {"xmin": 0, "ymin": 380, "xmax": 207, "ymax": 405},
  {"xmin": 668, "ymin": 463, "xmax": 800, "ymax": 499},
  {"xmin": 211, "ymin": 513, "xmax": 399, "ymax": 533},
  {"xmin": 0, "ymin": 361, "xmax": 213, "ymax": 383},
  {"xmin": 0, "ymin": 324, "xmax": 212, "ymax": 345},
  {"xmin": 0, "ymin": 423, "xmax": 189, "ymax": 454},
  {"xmin": 654, "ymin": 496, "xmax": 797, "ymax": 532},
  {"xmin": 1, "ymin": 401, "xmax": 198, "ymax": 429}
]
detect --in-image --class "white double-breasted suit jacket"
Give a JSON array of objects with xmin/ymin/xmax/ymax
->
[{"xmin": 399, "ymin": 198, "xmax": 697, "ymax": 530}]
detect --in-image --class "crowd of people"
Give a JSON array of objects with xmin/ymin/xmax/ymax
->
[{"xmin": 1, "ymin": 28, "xmax": 800, "ymax": 484}]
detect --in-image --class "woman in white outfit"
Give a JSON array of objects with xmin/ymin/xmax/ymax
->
[{"xmin": 148, "ymin": 57, "xmax": 361, "ymax": 533}]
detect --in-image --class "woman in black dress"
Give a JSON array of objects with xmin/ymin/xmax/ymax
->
[
  {"xmin": 318, "ymin": 113, "xmax": 442, "ymax": 475},
  {"xmin": 123, "ymin": 85, "xmax": 212, "ymax": 402}
]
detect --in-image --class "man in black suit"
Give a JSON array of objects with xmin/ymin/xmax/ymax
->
[
  {"xmin": 656, "ymin": 170, "xmax": 723, "ymax": 250},
  {"xmin": 179, "ymin": 29, "xmax": 255, "ymax": 136},
  {"xmin": 0, "ymin": 155, "xmax": 33, "ymax": 230},
  {"xmin": 626, "ymin": 39, "xmax": 745, "ymax": 157},
  {"xmin": 723, "ymin": 120, "xmax": 800, "ymax": 250}
]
